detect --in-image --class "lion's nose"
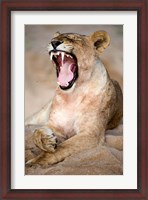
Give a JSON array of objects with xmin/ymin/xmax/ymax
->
[{"xmin": 51, "ymin": 41, "xmax": 63, "ymax": 49}]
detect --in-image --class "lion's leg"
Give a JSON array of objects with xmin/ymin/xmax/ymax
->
[
  {"xmin": 25, "ymin": 126, "xmax": 58, "ymax": 166},
  {"xmin": 26, "ymin": 125, "xmax": 68, "ymax": 165},
  {"xmin": 26, "ymin": 126, "xmax": 105, "ymax": 166},
  {"xmin": 33, "ymin": 127, "xmax": 59, "ymax": 152}
]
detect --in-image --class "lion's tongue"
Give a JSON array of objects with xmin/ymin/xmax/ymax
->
[{"xmin": 57, "ymin": 63, "xmax": 74, "ymax": 87}]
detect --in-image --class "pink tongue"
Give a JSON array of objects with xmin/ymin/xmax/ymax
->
[{"xmin": 57, "ymin": 63, "xmax": 74, "ymax": 87}]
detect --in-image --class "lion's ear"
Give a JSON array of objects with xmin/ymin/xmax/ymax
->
[
  {"xmin": 53, "ymin": 32, "xmax": 60, "ymax": 38},
  {"xmin": 91, "ymin": 31, "xmax": 110, "ymax": 53}
]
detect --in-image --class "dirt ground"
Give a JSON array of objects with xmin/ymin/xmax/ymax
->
[{"xmin": 25, "ymin": 25, "xmax": 123, "ymax": 175}]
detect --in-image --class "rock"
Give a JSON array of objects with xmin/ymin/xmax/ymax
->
[{"xmin": 25, "ymin": 124, "xmax": 123, "ymax": 175}]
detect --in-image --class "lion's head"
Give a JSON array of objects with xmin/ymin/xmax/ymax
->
[{"xmin": 48, "ymin": 31, "xmax": 110, "ymax": 90}]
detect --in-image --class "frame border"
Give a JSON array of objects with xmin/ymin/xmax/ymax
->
[{"xmin": 0, "ymin": 0, "xmax": 148, "ymax": 199}]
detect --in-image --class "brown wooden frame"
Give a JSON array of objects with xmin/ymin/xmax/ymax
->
[{"xmin": 0, "ymin": 0, "xmax": 148, "ymax": 199}]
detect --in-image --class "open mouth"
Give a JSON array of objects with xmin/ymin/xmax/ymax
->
[{"xmin": 49, "ymin": 50, "xmax": 78, "ymax": 90}]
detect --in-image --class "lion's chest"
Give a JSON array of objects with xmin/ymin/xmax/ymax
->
[
  {"xmin": 54, "ymin": 107, "xmax": 75, "ymax": 126},
  {"xmin": 49, "ymin": 99, "xmax": 79, "ymax": 136},
  {"xmin": 48, "ymin": 90, "xmax": 101, "ymax": 137}
]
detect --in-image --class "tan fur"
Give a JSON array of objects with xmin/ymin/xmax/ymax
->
[{"xmin": 26, "ymin": 31, "xmax": 123, "ymax": 166}]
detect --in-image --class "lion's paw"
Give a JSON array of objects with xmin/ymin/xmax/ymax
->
[{"xmin": 33, "ymin": 127, "xmax": 58, "ymax": 153}]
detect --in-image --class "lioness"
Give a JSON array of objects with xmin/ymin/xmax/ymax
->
[{"xmin": 26, "ymin": 31, "xmax": 123, "ymax": 166}]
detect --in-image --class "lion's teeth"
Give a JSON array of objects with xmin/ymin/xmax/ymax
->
[
  {"xmin": 57, "ymin": 82, "xmax": 69, "ymax": 87},
  {"xmin": 66, "ymin": 54, "xmax": 72, "ymax": 58},
  {"xmin": 50, "ymin": 52, "xmax": 53, "ymax": 60},
  {"xmin": 65, "ymin": 82, "xmax": 69, "ymax": 86},
  {"xmin": 61, "ymin": 52, "xmax": 65, "ymax": 62}
]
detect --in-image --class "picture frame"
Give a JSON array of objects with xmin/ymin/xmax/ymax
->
[{"xmin": 0, "ymin": 0, "xmax": 147, "ymax": 199}]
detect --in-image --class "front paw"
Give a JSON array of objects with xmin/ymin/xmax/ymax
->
[{"xmin": 33, "ymin": 127, "xmax": 58, "ymax": 153}]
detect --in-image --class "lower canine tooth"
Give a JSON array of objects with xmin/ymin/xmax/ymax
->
[{"xmin": 57, "ymin": 82, "xmax": 69, "ymax": 87}]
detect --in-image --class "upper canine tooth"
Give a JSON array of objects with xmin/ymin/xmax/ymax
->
[
  {"xmin": 61, "ymin": 52, "xmax": 65, "ymax": 62},
  {"xmin": 50, "ymin": 52, "xmax": 53, "ymax": 60}
]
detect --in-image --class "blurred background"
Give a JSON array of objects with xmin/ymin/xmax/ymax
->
[{"xmin": 25, "ymin": 25, "xmax": 123, "ymax": 119}]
